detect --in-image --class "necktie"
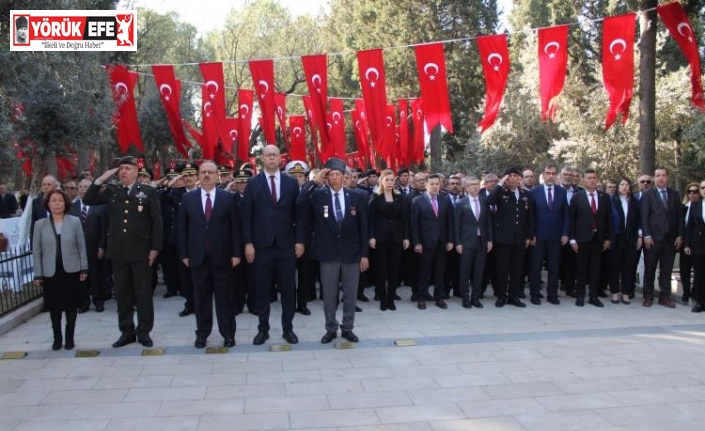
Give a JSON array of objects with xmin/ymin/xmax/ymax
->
[
  {"xmin": 270, "ymin": 175, "xmax": 277, "ymax": 205},
  {"xmin": 205, "ymin": 193, "xmax": 212, "ymax": 222},
  {"xmin": 590, "ymin": 193, "xmax": 597, "ymax": 230},
  {"xmin": 547, "ymin": 186, "xmax": 553, "ymax": 210},
  {"xmin": 660, "ymin": 190, "xmax": 668, "ymax": 208},
  {"xmin": 431, "ymin": 197, "xmax": 438, "ymax": 217},
  {"xmin": 474, "ymin": 198, "xmax": 481, "ymax": 235},
  {"xmin": 80, "ymin": 205, "xmax": 88, "ymax": 224},
  {"xmin": 334, "ymin": 192, "xmax": 343, "ymax": 223},
  {"xmin": 123, "ymin": 186, "xmax": 129, "ymax": 196}
]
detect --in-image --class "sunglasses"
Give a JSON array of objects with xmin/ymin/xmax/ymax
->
[
  {"xmin": 640, "ymin": 180, "xmax": 651, "ymax": 184},
  {"xmin": 688, "ymin": 190, "xmax": 699, "ymax": 194},
  {"xmin": 64, "ymin": 186, "xmax": 76, "ymax": 190}
]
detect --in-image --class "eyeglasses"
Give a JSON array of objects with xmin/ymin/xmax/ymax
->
[
  {"xmin": 640, "ymin": 180, "xmax": 651, "ymax": 184},
  {"xmin": 64, "ymin": 186, "xmax": 76, "ymax": 190},
  {"xmin": 688, "ymin": 190, "xmax": 699, "ymax": 194}
]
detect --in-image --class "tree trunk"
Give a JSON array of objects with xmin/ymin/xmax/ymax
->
[
  {"xmin": 638, "ymin": 0, "xmax": 657, "ymax": 176},
  {"xmin": 429, "ymin": 125, "xmax": 442, "ymax": 171}
]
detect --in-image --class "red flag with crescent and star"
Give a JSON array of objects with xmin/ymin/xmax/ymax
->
[
  {"xmin": 657, "ymin": 2, "xmax": 705, "ymax": 111},
  {"xmin": 199, "ymin": 84, "xmax": 217, "ymax": 160},
  {"xmin": 353, "ymin": 99, "xmax": 371, "ymax": 166},
  {"xmin": 357, "ymin": 49, "xmax": 389, "ymax": 156},
  {"xmin": 414, "ymin": 43, "xmax": 453, "ymax": 133},
  {"xmin": 237, "ymin": 89, "xmax": 254, "ymax": 162},
  {"xmin": 602, "ymin": 13, "xmax": 636, "ymax": 130},
  {"xmin": 538, "ymin": 25, "xmax": 569, "ymax": 122},
  {"xmin": 382, "ymin": 104, "xmax": 397, "ymax": 160},
  {"xmin": 288, "ymin": 115, "xmax": 307, "ymax": 161},
  {"xmin": 328, "ymin": 98, "xmax": 346, "ymax": 159},
  {"xmin": 248, "ymin": 59, "xmax": 277, "ymax": 144},
  {"xmin": 410, "ymin": 98, "xmax": 425, "ymax": 164},
  {"xmin": 302, "ymin": 95, "xmax": 320, "ymax": 162},
  {"xmin": 224, "ymin": 117, "xmax": 240, "ymax": 157},
  {"xmin": 199, "ymin": 62, "xmax": 232, "ymax": 151},
  {"xmin": 477, "ymin": 34, "xmax": 510, "ymax": 132},
  {"xmin": 398, "ymin": 98, "xmax": 410, "ymax": 167},
  {"xmin": 151, "ymin": 65, "xmax": 191, "ymax": 158},
  {"xmin": 106, "ymin": 65, "xmax": 144, "ymax": 154},
  {"xmin": 301, "ymin": 54, "xmax": 330, "ymax": 149},
  {"xmin": 274, "ymin": 93, "xmax": 289, "ymax": 150}
]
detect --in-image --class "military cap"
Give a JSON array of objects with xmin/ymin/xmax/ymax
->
[
  {"xmin": 362, "ymin": 169, "xmax": 380, "ymax": 178},
  {"xmin": 15, "ymin": 16, "xmax": 28, "ymax": 29},
  {"xmin": 285, "ymin": 161, "xmax": 309, "ymax": 175},
  {"xmin": 117, "ymin": 156, "xmax": 138, "ymax": 167},
  {"xmin": 235, "ymin": 168, "xmax": 253, "ymax": 180},
  {"xmin": 218, "ymin": 164, "xmax": 234, "ymax": 175},
  {"xmin": 138, "ymin": 167, "xmax": 154, "ymax": 179},
  {"xmin": 503, "ymin": 166, "xmax": 522, "ymax": 177},
  {"xmin": 323, "ymin": 157, "xmax": 347, "ymax": 174},
  {"xmin": 180, "ymin": 162, "xmax": 198, "ymax": 175}
]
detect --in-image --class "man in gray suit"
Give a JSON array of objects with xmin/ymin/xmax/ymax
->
[
  {"xmin": 640, "ymin": 167, "xmax": 683, "ymax": 308},
  {"xmin": 454, "ymin": 176, "xmax": 493, "ymax": 308}
]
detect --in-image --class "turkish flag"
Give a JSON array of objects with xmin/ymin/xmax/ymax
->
[
  {"xmin": 477, "ymin": 34, "xmax": 510, "ymax": 132},
  {"xmin": 328, "ymin": 98, "xmax": 346, "ymax": 159},
  {"xmin": 602, "ymin": 13, "xmax": 636, "ymax": 129},
  {"xmin": 289, "ymin": 115, "xmax": 307, "ymax": 162},
  {"xmin": 249, "ymin": 59, "xmax": 277, "ymax": 144},
  {"xmin": 353, "ymin": 99, "xmax": 371, "ymax": 166},
  {"xmin": 106, "ymin": 65, "xmax": 143, "ymax": 154},
  {"xmin": 200, "ymin": 85, "xmax": 218, "ymax": 160},
  {"xmin": 538, "ymin": 25, "xmax": 569, "ymax": 122},
  {"xmin": 415, "ymin": 43, "xmax": 453, "ymax": 133},
  {"xmin": 200, "ymin": 62, "xmax": 232, "ymax": 150},
  {"xmin": 357, "ymin": 49, "xmax": 389, "ymax": 157},
  {"xmin": 274, "ymin": 92, "xmax": 289, "ymax": 150},
  {"xmin": 302, "ymin": 95, "xmax": 320, "ymax": 161},
  {"xmin": 237, "ymin": 89, "xmax": 254, "ymax": 162},
  {"xmin": 410, "ymin": 98, "xmax": 425, "ymax": 164},
  {"xmin": 382, "ymin": 104, "xmax": 397, "ymax": 160},
  {"xmin": 224, "ymin": 117, "xmax": 240, "ymax": 157},
  {"xmin": 301, "ymin": 54, "xmax": 330, "ymax": 148},
  {"xmin": 151, "ymin": 65, "xmax": 191, "ymax": 158},
  {"xmin": 398, "ymin": 99, "xmax": 410, "ymax": 167},
  {"xmin": 657, "ymin": 2, "xmax": 704, "ymax": 111}
]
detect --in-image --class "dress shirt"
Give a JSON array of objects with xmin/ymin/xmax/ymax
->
[
  {"xmin": 330, "ymin": 187, "xmax": 346, "ymax": 216},
  {"xmin": 201, "ymin": 188, "xmax": 216, "ymax": 213},
  {"xmin": 619, "ymin": 195, "xmax": 629, "ymax": 228},
  {"xmin": 265, "ymin": 170, "xmax": 281, "ymax": 202}
]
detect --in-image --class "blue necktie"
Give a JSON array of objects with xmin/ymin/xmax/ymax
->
[{"xmin": 334, "ymin": 192, "xmax": 343, "ymax": 223}]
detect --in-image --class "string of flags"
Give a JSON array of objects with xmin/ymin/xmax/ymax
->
[{"xmin": 105, "ymin": 1, "xmax": 703, "ymax": 173}]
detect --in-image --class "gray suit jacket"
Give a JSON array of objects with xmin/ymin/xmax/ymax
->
[{"xmin": 32, "ymin": 215, "xmax": 88, "ymax": 278}]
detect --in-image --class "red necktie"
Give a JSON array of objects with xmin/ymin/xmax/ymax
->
[
  {"xmin": 590, "ymin": 193, "xmax": 596, "ymax": 230},
  {"xmin": 205, "ymin": 193, "xmax": 212, "ymax": 222},
  {"xmin": 270, "ymin": 175, "xmax": 277, "ymax": 205}
]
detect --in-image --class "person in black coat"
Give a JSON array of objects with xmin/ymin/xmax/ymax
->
[
  {"xmin": 0, "ymin": 183, "xmax": 18, "ymax": 218},
  {"xmin": 684, "ymin": 194, "xmax": 705, "ymax": 313},
  {"xmin": 608, "ymin": 178, "xmax": 642, "ymax": 305},
  {"xmin": 569, "ymin": 169, "xmax": 612, "ymax": 307},
  {"xmin": 679, "ymin": 183, "xmax": 701, "ymax": 304},
  {"xmin": 368, "ymin": 169, "xmax": 410, "ymax": 311}
]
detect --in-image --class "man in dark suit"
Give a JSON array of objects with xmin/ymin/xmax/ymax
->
[
  {"xmin": 155, "ymin": 167, "xmax": 182, "ymax": 299},
  {"xmin": 178, "ymin": 160, "xmax": 241, "ymax": 348},
  {"xmin": 569, "ymin": 169, "xmax": 612, "ymax": 307},
  {"xmin": 297, "ymin": 158, "xmax": 369, "ymax": 343},
  {"xmin": 401, "ymin": 172, "xmax": 426, "ymax": 298},
  {"xmin": 559, "ymin": 166, "xmax": 581, "ymax": 297},
  {"xmin": 70, "ymin": 178, "xmax": 108, "ymax": 313},
  {"xmin": 486, "ymin": 167, "xmax": 533, "ymax": 308},
  {"xmin": 231, "ymin": 167, "xmax": 257, "ymax": 315},
  {"xmin": 444, "ymin": 175, "xmax": 464, "ymax": 299},
  {"xmin": 530, "ymin": 163, "xmax": 570, "ymax": 305},
  {"xmin": 410, "ymin": 174, "xmax": 454, "ymax": 310},
  {"xmin": 84, "ymin": 156, "xmax": 162, "ymax": 348},
  {"xmin": 241, "ymin": 145, "xmax": 305, "ymax": 346},
  {"xmin": 640, "ymin": 167, "xmax": 683, "ymax": 307},
  {"xmin": 454, "ymin": 176, "xmax": 493, "ymax": 308},
  {"xmin": 30, "ymin": 175, "xmax": 58, "ymax": 239}
]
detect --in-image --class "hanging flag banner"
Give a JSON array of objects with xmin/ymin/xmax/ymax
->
[
  {"xmin": 602, "ymin": 13, "xmax": 636, "ymax": 130},
  {"xmin": 477, "ymin": 34, "xmax": 510, "ymax": 132},
  {"xmin": 357, "ymin": 49, "xmax": 389, "ymax": 155},
  {"xmin": 106, "ymin": 65, "xmax": 143, "ymax": 154},
  {"xmin": 657, "ymin": 2, "xmax": 705, "ymax": 111},
  {"xmin": 410, "ymin": 98, "xmax": 425, "ymax": 164},
  {"xmin": 249, "ymin": 59, "xmax": 277, "ymax": 144},
  {"xmin": 288, "ymin": 115, "xmax": 307, "ymax": 162},
  {"xmin": 329, "ymin": 98, "xmax": 346, "ymax": 159},
  {"xmin": 538, "ymin": 25, "xmax": 569, "ymax": 122},
  {"xmin": 152, "ymin": 64, "xmax": 191, "ymax": 158},
  {"xmin": 398, "ymin": 98, "xmax": 410, "ymax": 167},
  {"xmin": 301, "ymin": 54, "xmax": 330, "ymax": 148},
  {"xmin": 237, "ymin": 89, "xmax": 254, "ymax": 162},
  {"xmin": 414, "ymin": 42, "xmax": 453, "ymax": 133},
  {"xmin": 274, "ymin": 92, "xmax": 289, "ymax": 150}
]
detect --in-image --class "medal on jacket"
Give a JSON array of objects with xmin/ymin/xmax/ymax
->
[
  {"xmin": 138, "ymin": 205, "xmax": 143, "ymax": 212},
  {"xmin": 323, "ymin": 205, "xmax": 329, "ymax": 218}
]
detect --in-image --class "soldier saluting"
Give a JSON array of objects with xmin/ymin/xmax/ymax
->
[{"xmin": 83, "ymin": 156, "xmax": 163, "ymax": 348}]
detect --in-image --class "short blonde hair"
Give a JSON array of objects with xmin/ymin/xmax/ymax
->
[{"xmin": 376, "ymin": 169, "xmax": 398, "ymax": 196}]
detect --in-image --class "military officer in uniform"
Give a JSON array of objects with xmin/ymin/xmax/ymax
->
[
  {"xmin": 83, "ymin": 156, "xmax": 163, "ymax": 348},
  {"xmin": 157, "ymin": 166, "xmax": 182, "ymax": 298},
  {"xmin": 232, "ymin": 167, "xmax": 257, "ymax": 315}
]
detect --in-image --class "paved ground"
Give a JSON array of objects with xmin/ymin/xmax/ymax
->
[{"xmin": 1, "ymin": 283, "xmax": 705, "ymax": 431}]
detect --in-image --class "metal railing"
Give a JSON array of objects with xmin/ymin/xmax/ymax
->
[{"xmin": 0, "ymin": 244, "xmax": 41, "ymax": 317}]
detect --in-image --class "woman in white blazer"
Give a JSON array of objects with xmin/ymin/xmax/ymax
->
[{"xmin": 33, "ymin": 189, "xmax": 88, "ymax": 350}]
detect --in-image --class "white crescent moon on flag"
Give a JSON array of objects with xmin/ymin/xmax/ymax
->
[
  {"xmin": 258, "ymin": 80, "xmax": 269, "ymax": 95},
  {"xmin": 677, "ymin": 22, "xmax": 693, "ymax": 37},
  {"xmin": 332, "ymin": 112, "xmax": 341, "ymax": 122},
  {"xmin": 423, "ymin": 63, "xmax": 439, "ymax": 76},
  {"xmin": 416, "ymin": 109, "xmax": 423, "ymax": 119},
  {"xmin": 487, "ymin": 53, "xmax": 503, "ymax": 67},
  {"xmin": 239, "ymin": 104, "xmax": 249, "ymax": 115},
  {"xmin": 229, "ymin": 130, "xmax": 238, "ymax": 140},
  {"xmin": 386, "ymin": 116, "xmax": 393, "ymax": 126},
  {"xmin": 355, "ymin": 120, "xmax": 361, "ymax": 129},
  {"xmin": 293, "ymin": 126, "xmax": 302, "ymax": 136},
  {"xmin": 203, "ymin": 101, "xmax": 212, "ymax": 112},
  {"xmin": 307, "ymin": 109, "xmax": 313, "ymax": 118},
  {"xmin": 277, "ymin": 107, "xmax": 283, "ymax": 116},
  {"xmin": 543, "ymin": 41, "xmax": 560, "ymax": 55},
  {"xmin": 365, "ymin": 67, "xmax": 380, "ymax": 82},
  {"xmin": 326, "ymin": 122, "xmax": 333, "ymax": 131},
  {"xmin": 312, "ymin": 74, "xmax": 322, "ymax": 87},
  {"xmin": 206, "ymin": 80, "xmax": 219, "ymax": 94},
  {"xmin": 609, "ymin": 39, "xmax": 627, "ymax": 54},
  {"xmin": 115, "ymin": 82, "xmax": 128, "ymax": 94},
  {"xmin": 159, "ymin": 84, "xmax": 172, "ymax": 97}
]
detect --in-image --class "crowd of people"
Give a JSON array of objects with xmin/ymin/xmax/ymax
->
[{"xmin": 3, "ymin": 153, "xmax": 704, "ymax": 351}]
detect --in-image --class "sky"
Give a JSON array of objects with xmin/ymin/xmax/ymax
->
[{"xmin": 126, "ymin": 0, "xmax": 514, "ymax": 35}]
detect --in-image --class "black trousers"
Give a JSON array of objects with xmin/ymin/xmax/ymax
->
[
  {"xmin": 401, "ymin": 248, "xmax": 418, "ymax": 290},
  {"xmin": 560, "ymin": 244, "xmax": 577, "ymax": 294},
  {"xmin": 190, "ymin": 254, "xmax": 235, "ymax": 339},
  {"xmin": 179, "ymin": 259, "xmax": 194, "ymax": 311},
  {"xmin": 233, "ymin": 260, "xmax": 256, "ymax": 314},
  {"xmin": 679, "ymin": 250, "xmax": 693, "ymax": 295},
  {"xmin": 373, "ymin": 240, "xmax": 402, "ymax": 301},
  {"xmin": 643, "ymin": 237, "xmax": 676, "ymax": 299},
  {"xmin": 80, "ymin": 253, "xmax": 107, "ymax": 307},
  {"xmin": 575, "ymin": 237, "xmax": 603, "ymax": 299},
  {"xmin": 609, "ymin": 243, "xmax": 638, "ymax": 296},
  {"xmin": 494, "ymin": 243, "xmax": 525, "ymax": 300},
  {"xmin": 417, "ymin": 241, "xmax": 446, "ymax": 300},
  {"xmin": 482, "ymin": 248, "xmax": 496, "ymax": 296},
  {"xmin": 161, "ymin": 242, "xmax": 181, "ymax": 294},
  {"xmin": 458, "ymin": 243, "xmax": 487, "ymax": 300},
  {"xmin": 691, "ymin": 254, "xmax": 705, "ymax": 304},
  {"xmin": 531, "ymin": 239, "xmax": 561, "ymax": 300},
  {"xmin": 112, "ymin": 259, "xmax": 154, "ymax": 336},
  {"xmin": 253, "ymin": 246, "xmax": 296, "ymax": 332},
  {"xmin": 296, "ymin": 249, "xmax": 315, "ymax": 307},
  {"xmin": 444, "ymin": 249, "xmax": 461, "ymax": 296}
]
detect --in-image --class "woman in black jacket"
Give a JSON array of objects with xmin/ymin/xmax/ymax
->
[
  {"xmin": 368, "ymin": 170, "xmax": 410, "ymax": 310},
  {"xmin": 679, "ymin": 183, "xmax": 701, "ymax": 303},
  {"xmin": 684, "ymin": 188, "xmax": 705, "ymax": 313},
  {"xmin": 608, "ymin": 178, "xmax": 641, "ymax": 304}
]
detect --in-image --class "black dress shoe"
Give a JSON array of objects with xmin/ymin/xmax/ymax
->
[
  {"xmin": 52, "ymin": 340, "xmax": 62, "ymax": 351},
  {"xmin": 112, "ymin": 334, "xmax": 136, "ymax": 348},
  {"xmin": 423, "ymin": 293, "xmax": 434, "ymax": 301},
  {"xmin": 470, "ymin": 299, "xmax": 483, "ymax": 308},
  {"xmin": 508, "ymin": 298, "xmax": 526, "ymax": 308},
  {"xmin": 417, "ymin": 300, "xmax": 426, "ymax": 310},
  {"xmin": 547, "ymin": 297, "xmax": 560, "ymax": 305},
  {"xmin": 223, "ymin": 337, "xmax": 236, "ymax": 348},
  {"xmin": 341, "ymin": 330, "xmax": 359, "ymax": 342},
  {"xmin": 163, "ymin": 291, "xmax": 178, "ymax": 298},
  {"xmin": 462, "ymin": 299, "xmax": 471, "ymax": 309},
  {"xmin": 321, "ymin": 331, "xmax": 337, "ymax": 344},
  {"xmin": 64, "ymin": 340, "xmax": 74, "ymax": 350},
  {"xmin": 530, "ymin": 297, "xmax": 541, "ymax": 305},
  {"xmin": 575, "ymin": 298, "xmax": 585, "ymax": 307},
  {"xmin": 692, "ymin": 303, "xmax": 705, "ymax": 313},
  {"xmin": 77, "ymin": 305, "xmax": 89, "ymax": 314},
  {"xmin": 178, "ymin": 308, "xmax": 194, "ymax": 317},
  {"xmin": 138, "ymin": 334, "xmax": 153, "ymax": 347},
  {"xmin": 355, "ymin": 306, "xmax": 363, "ymax": 312},
  {"xmin": 282, "ymin": 331, "xmax": 299, "ymax": 344},
  {"xmin": 435, "ymin": 299, "xmax": 448, "ymax": 309},
  {"xmin": 94, "ymin": 303, "xmax": 105, "ymax": 312},
  {"xmin": 393, "ymin": 293, "xmax": 402, "ymax": 300},
  {"xmin": 597, "ymin": 290, "xmax": 608, "ymax": 298},
  {"xmin": 517, "ymin": 291, "xmax": 526, "ymax": 299},
  {"xmin": 495, "ymin": 298, "xmax": 507, "ymax": 308},
  {"xmin": 194, "ymin": 337, "xmax": 207, "ymax": 348},
  {"xmin": 296, "ymin": 306, "xmax": 311, "ymax": 316},
  {"xmin": 589, "ymin": 297, "xmax": 604, "ymax": 308},
  {"xmin": 410, "ymin": 294, "xmax": 418, "ymax": 302},
  {"xmin": 357, "ymin": 294, "xmax": 369, "ymax": 302},
  {"xmin": 380, "ymin": 301, "xmax": 388, "ymax": 311},
  {"xmin": 253, "ymin": 331, "xmax": 269, "ymax": 345},
  {"xmin": 682, "ymin": 292, "xmax": 691, "ymax": 304},
  {"xmin": 388, "ymin": 301, "xmax": 396, "ymax": 311}
]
